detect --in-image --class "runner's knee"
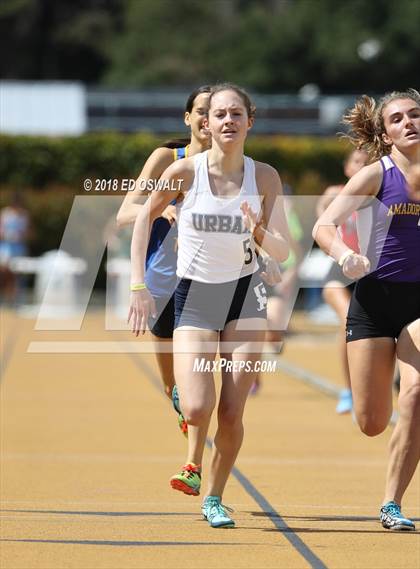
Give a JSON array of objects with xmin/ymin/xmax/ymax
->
[
  {"xmin": 356, "ymin": 412, "xmax": 389, "ymax": 437},
  {"xmin": 217, "ymin": 401, "xmax": 244, "ymax": 429},
  {"xmin": 183, "ymin": 402, "xmax": 214, "ymax": 426}
]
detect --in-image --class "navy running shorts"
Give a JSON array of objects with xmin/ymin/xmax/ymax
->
[
  {"xmin": 148, "ymin": 294, "xmax": 175, "ymax": 339},
  {"xmin": 174, "ymin": 272, "xmax": 267, "ymax": 330}
]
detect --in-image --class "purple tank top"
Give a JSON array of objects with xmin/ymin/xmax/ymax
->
[{"xmin": 360, "ymin": 156, "xmax": 420, "ymax": 282}]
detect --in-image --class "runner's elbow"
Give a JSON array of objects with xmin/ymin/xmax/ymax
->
[
  {"xmin": 116, "ymin": 212, "xmax": 125, "ymax": 228},
  {"xmin": 116, "ymin": 207, "xmax": 136, "ymax": 228}
]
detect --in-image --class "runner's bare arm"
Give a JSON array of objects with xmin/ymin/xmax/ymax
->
[
  {"xmin": 248, "ymin": 163, "xmax": 290, "ymax": 263},
  {"xmin": 313, "ymin": 161, "xmax": 382, "ymax": 262},
  {"xmin": 130, "ymin": 158, "xmax": 194, "ymax": 284},
  {"xmin": 116, "ymin": 147, "xmax": 174, "ymax": 227}
]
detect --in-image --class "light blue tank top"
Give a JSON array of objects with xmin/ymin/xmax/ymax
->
[{"xmin": 145, "ymin": 146, "xmax": 186, "ymax": 297}]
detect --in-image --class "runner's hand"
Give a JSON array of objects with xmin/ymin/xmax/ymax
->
[
  {"xmin": 128, "ymin": 288, "xmax": 157, "ymax": 337},
  {"xmin": 260, "ymin": 256, "xmax": 282, "ymax": 286},
  {"xmin": 342, "ymin": 254, "xmax": 370, "ymax": 280},
  {"xmin": 274, "ymin": 267, "xmax": 297, "ymax": 297},
  {"xmin": 161, "ymin": 204, "xmax": 177, "ymax": 224},
  {"xmin": 240, "ymin": 201, "xmax": 260, "ymax": 234}
]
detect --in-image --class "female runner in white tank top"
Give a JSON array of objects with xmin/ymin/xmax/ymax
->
[{"xmin": 129, "ymin": 84, "xmax": 289, "ymax": 528}]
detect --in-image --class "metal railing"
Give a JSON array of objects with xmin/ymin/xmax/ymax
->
[{"xmin": 87, "ymin": 89, "xmax": 357, "ymax": 135}]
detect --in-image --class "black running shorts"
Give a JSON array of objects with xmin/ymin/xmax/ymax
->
[{"xmin": 346, "ymin": 277, "xmax": 420, "ymax": 342}]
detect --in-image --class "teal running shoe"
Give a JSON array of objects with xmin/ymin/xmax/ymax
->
[
  {"xmin": 172, "ymin": 385, "xmax": 181, "ymax": 414},
  {"xmin": 380, "ymin": 501, "xmax": 415, "ymax": 531},
  {"xmin": 172, "ymin": 385, "xmax": 188, "ymax": 438},
  {"xmin": 336, "ymin": 389, "xmax": 352, "ymax": 414},
  {"xmin": 202, "ymin": 496, "xmax": 235, "ymax": 528}
]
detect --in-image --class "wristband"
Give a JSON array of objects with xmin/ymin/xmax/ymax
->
[
  {"xmin": 130, "ymin": 283, "xmax": 147, "ymax": 291},
  {"xmin": 338, "ymin": 250, "xmax": 355, "ymax": 267}
]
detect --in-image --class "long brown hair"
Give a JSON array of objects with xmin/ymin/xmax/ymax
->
[
  {"xmin": 342, "ymin": 89, "xmax": 420, "ymax": 161},
  {"xmin": 161, "ymin": 85, "xmax": 212, "ymax": 149}
]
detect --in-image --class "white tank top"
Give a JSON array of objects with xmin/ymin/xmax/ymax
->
[{"xmin": 177, "ymin": 151, "xmax": 262, "ymax": 283}]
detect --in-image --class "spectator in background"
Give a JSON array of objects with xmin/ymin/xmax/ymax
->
[
  {"xmin": 0, "ymin": 192, "xmax": 31, "ymax": 304},
  {"xmin": 316, "ymin": 149, "xmax": 368, "ymax": 413}
]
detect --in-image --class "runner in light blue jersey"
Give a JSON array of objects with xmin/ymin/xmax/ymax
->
[{"xmin": 117, "ymin": 86, "xmax": 212, "ymax": 435}]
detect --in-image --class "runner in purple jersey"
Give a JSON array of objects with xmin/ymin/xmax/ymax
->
[
  {"xmin": 313, "ymin": 89, "xmax": 420, "ymax": 532},
  {"xmin": 361, "ymin": 154, "xmax": 420, "ymax": 281}
]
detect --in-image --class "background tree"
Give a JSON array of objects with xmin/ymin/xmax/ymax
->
[
  {"xmin": 0, "ymin": 0, "xmax": 123, "ymax": 82},
  {"xmin": 2, "ymin": 0, "xmax": 419, "ymax": 93}
]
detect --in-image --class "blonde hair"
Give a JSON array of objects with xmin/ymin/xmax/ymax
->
[{"xmin": 342, "ymin": 89, "xmax": 420, "ymax": 161}]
